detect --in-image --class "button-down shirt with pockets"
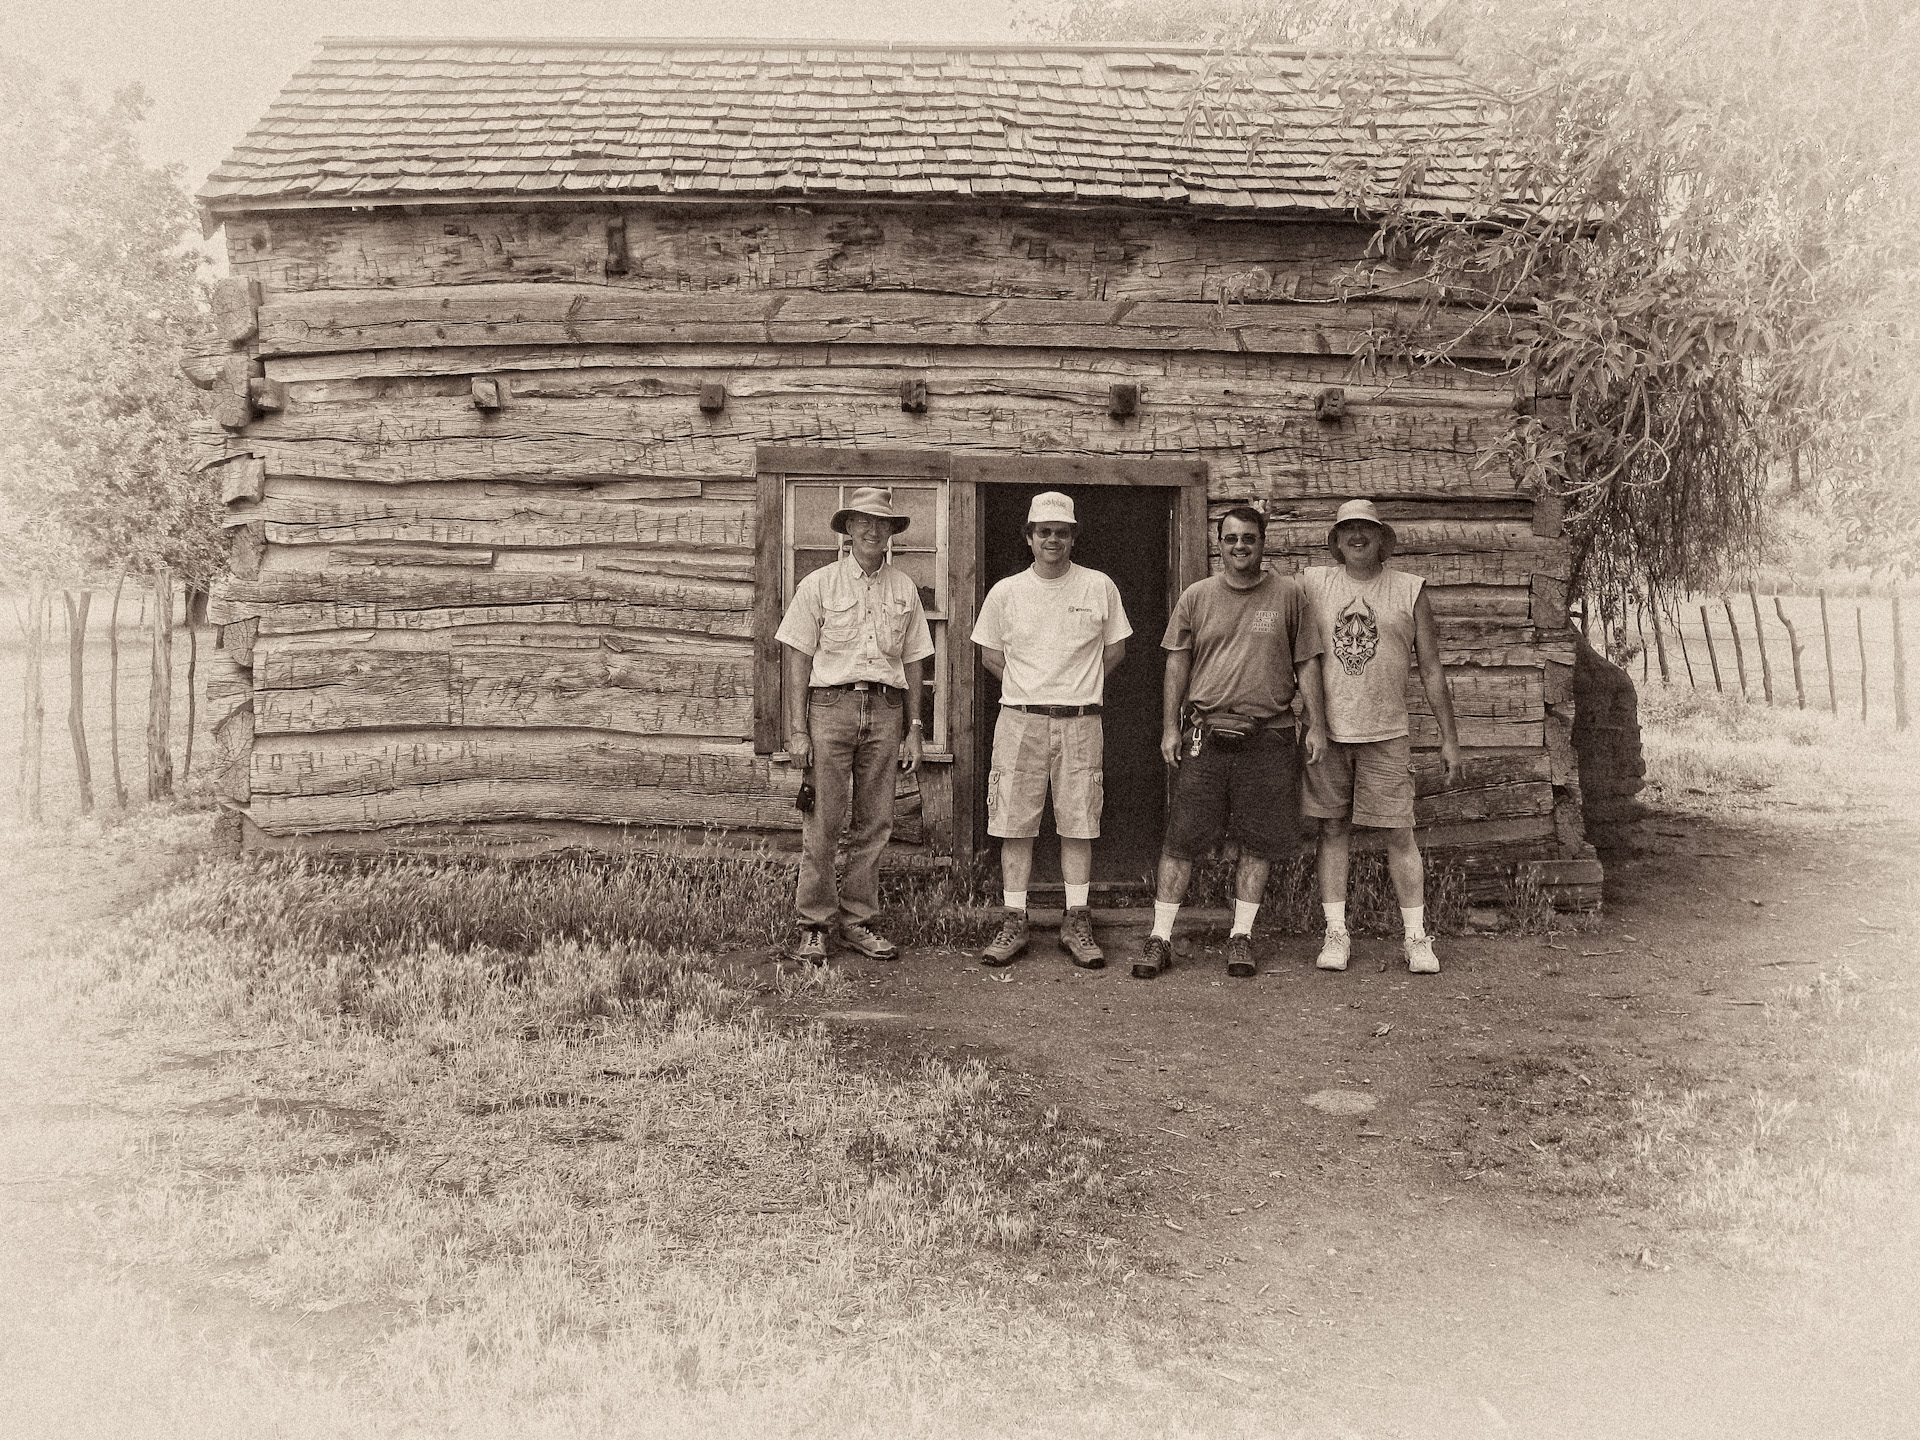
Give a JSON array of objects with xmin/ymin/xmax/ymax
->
[{"xmin": 775, "ymin": 554, "xmax": 935, "ymax": 689}]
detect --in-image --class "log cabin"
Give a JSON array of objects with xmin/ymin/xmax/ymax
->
[{"xmin": 189, "ymin": 36, "xmax": 1602, "ymax": 907}]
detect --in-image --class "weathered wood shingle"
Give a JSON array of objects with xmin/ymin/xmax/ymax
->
[{"xmin": 200, "ymin": 37, "xmax": 1497, "ymax": 215}]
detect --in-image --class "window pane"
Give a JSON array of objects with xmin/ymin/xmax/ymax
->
[
  {"xmin": 793, "ymin": 548, "xmax": 841, "ymax": 591},
  {"xmin": 891, "ymin": 551, "xmax": 939, "ymax": 612},
  {"xmin": 889, "ymin": 486, "xmax": 941, "ymax": 542},
  {"xmin": 790, "ymin": 484, "xmax": 842, "ymax": 546}
]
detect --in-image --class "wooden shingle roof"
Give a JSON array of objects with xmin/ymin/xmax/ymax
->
[{"xmin": 200, "ymin": 37, "xmax": 1495, "ymax": 216}]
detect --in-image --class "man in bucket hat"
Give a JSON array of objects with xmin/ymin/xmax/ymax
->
[
  {"xmin": 776, "ymin": 486, "xmax": 934, "ymax": 964},
  {"xmin": 1300, "ymin": 498, "xmax": 1462, "ymax": 974},
  {"xmin": 969, "ymin": 491, "xmax": 1131, "ymax": 969}
]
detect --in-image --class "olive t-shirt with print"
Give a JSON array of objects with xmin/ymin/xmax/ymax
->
[
  {"xmin": 1300, "ymin": 564, "xmax": 1425, "ymax": 742},
  {"xmin": 1160, "ymin": 571, "xmax": 1322, "ymax": 725}
]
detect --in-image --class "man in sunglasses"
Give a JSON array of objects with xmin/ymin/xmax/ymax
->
[
  {"xmin": 970, "ymin": 492, "xmax": 1131, "ymax": 969},
  {"xmin": 1133, "ymin": 505, "xmax": 1327, "ymax": 980}
]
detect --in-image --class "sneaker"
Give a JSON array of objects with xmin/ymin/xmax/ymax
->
[
  {"xmin": 980, "ymin": 910, "xmax": 1028, "ymax": 968},
  {"xmin": 1405, "ymin": 932, "xmax": 1441, "ymax": 974},
  {"xmin": 1132, "ymin": 933, "xmax": 1173, "ymax": 980},
  {"xmin": 840, "ymin": 921, "xmax": 899, "ymax": 961},
  {"xmin": 791, "ymin": 927, "xmax": 830, "ymax": 966},
  {"xmin": 1315, "ymin": 928, "xmax": 1350, "ymax": 972},
  {"xmin": 1226, "ymin": 933, "xmax": 1257, "ymax": 978},
  {"xmin": 1060, "ymin": 907, "xmax": 1105, "ymax": 969}
]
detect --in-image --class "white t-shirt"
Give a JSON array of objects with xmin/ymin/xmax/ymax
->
[{"xmin": 970, "ymin": 564, "xmax": 1132, "ymax": 707}]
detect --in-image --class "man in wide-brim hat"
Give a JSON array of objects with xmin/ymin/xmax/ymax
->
[
  {"xmin": 1299, "ymin": 498, "xmax": 1462, "ymax": 975},
  {"xmin": 775, "ymin": 486, "xmax": 933, "ymax": 965}
]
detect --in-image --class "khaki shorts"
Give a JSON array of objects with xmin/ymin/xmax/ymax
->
[
  {"xmin": 987, "ymin": 708, "xmax": 1104, "ymax": 840},
  {"xmin": 1302, "ymin": 734, "xmax": 1417, "ymax": 829}
]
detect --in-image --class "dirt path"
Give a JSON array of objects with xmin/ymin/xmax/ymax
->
[
  {"xmin": 3, "ymin": 805, "xmax": 1915, "ymax": 1437},
  {"xmin": 773, "ymin": 814, "xmax": 1920, "ymax": 1438}
]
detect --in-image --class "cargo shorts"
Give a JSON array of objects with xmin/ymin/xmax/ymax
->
[
  {"xmin": 1302, "ymin": 734, "xmax": 1418, "ymax": 829},
  {"xmin": 987, "ymin": 707, "xmax": 1103, "ymax": 840}
]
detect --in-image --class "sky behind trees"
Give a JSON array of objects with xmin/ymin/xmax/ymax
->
[{"xmin": 7, "ymin": 0, "xmax": 1022, "ymax": 186}]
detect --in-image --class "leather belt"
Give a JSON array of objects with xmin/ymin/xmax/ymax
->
[
  {"xmin": 1008, "ymin": 703, "xmax": 1103, "ymax": 718},
  {"xmin": 813, "ymin": 681, "xmax": 902, "ymax": 698}
]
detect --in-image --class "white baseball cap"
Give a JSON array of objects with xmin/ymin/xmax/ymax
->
[{"xmin": 1026, "ymin": 492, "xmax": 1077, "ymax": 526}]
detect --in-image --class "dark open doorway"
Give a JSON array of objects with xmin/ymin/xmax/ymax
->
[{"xmin": 974, "ymin": 482, "xmax": 1174, "ymax": 885}]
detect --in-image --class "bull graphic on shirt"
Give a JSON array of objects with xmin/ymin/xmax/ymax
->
[{"xmin": 1331, "ymin": 596, "xmax": 1380, "ymax": 676}]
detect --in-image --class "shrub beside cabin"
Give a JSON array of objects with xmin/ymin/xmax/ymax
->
[{"xmin": 190, "ymin": 37, "xmax": 1601, "ymax": 907}]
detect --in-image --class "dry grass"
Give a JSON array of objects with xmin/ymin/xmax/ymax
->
[
  {"xmin": 8, "ymin": 838, "xmax": 1282, "ymax": 1438},
  {"xmin": 1637, "ymin": 681, "xmax": 1920, "ymax": 821}
]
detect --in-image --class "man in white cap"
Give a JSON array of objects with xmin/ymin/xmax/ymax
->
[
  {"xmin": 969, "ymin": 491, "xmax": 1131, "ymax": 968},
  {"xmin": 776, "ymin": 486, "xmax": 934, "ymax": 965},
  {"xmin": 1300, "ymin": 498, "xmax": 1461, "ymax": 974}
]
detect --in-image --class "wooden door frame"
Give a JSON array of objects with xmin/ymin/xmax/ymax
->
[{"xmin": 948, "ymin": 456, "xmax": 1209, "ymax": 867}]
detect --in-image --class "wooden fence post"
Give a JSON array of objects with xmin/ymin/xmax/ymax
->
[
  {"xmin": 1721, "ymin": 596, "xmax": 1749, "ymax": 699},
  {"xmin": 62, "ymin": 590, "xmax": 94, "ymax": 815},
  {"xmin": 1649, "ymin": 602, "xmax": 1671, "ymax": 684},
  {"xmin": 1746, "ymin": 583, "xmax": 1775, "ymax": 705},
  {"xmin": 1670, "ymin": 600, "xmax": 1696, "ymax": 688},
  {"xmin": 1856, "ymin": 607, "xmax": 1869, "ymax": 722},
  {"xmin": 1700, "ymin": 605, "xmax": 1725, "ymax": 693},
  {"xmin": 146, "ymin": 565, "xmax": 174, "ymax": 801},
  {"xmin": 1635, "ymin": 604, "xmax": 1650, "ymax": 682},
  {"xmin": 107, "ymin": 573, "xmax": 127, "ymax": 808},
  {"xmin": 182, "ymin": 602, "xmax": 200, "ymax": 782},
  {"xmin": 1819, "ymin": 589, "xmax": 1838, "ymax": 713},
  {"xmin": 1894, "ymin": 592, "xmax": 1909, "ymax": 732},
  {"xmin": 1773, "ymin": 596, "xmax": 1806, "ymax": 710}
]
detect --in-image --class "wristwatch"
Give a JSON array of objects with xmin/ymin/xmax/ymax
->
[{"xmin": 908, "ymin": 720, "xmax": 924, "ymax": 729}]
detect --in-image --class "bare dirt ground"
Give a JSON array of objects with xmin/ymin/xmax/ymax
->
[
  {"xmin": 2, "ymin": 791, "xmax": 1915, "ymax": 1438},
  {"xmin": 759, "ymin": 807, "xmax": 1920, "ymax": 1439}
]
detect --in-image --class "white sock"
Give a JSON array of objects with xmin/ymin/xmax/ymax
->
[
  {"xmin": 1232, "ymin": 900, "xmax": 1260, "ymax": 937},
  {"xmin": 1401, "ymin": 905, "xmax": 1427, "ymax": 939},
  {"xmin": 1323, "ymin": 902, "xmax": 1348, "ymax": 933},
  {"xmin": 1065, "ymin": 883, "xmax": 1091, "ymax": 910},
  {"xmin": 1005, "ymin": 891, "xmax": 1027, "ymax": 913},
  {"xmin": 1151, "ymin": 902, "xmax": 1180, "ymax": 942}
]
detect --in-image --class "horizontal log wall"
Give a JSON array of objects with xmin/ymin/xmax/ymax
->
[{"xmin": 206, "ymin": 201, "xmax": 1582, "ymax": 880}]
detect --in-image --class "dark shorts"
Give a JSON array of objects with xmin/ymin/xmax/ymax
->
[{"xmin": 1162, "ymin": 726, "xmax": 1303, "ymax": 862}]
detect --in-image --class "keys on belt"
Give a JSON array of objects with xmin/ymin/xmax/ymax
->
[{"xmin": 1008, "ymin": 703, "xmax": 1103, "ymax": 718}]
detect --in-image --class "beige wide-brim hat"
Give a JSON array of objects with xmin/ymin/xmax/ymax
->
[
  {"xmin": 831, "ymin": 485, "xmax": 911, "ymax": 535},
  {"xmin": 1326, "ymin": 497, "xmax": 1396, "ymax": 549},
  {"xmin": 1026, "ymin": 491, "xmax": 1077, "ymax": 526}
]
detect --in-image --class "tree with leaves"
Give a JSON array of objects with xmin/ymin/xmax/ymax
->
[
  {"xmin": 1027, "ymin": 0, "xmax": 1920, "ymax": 602},
  {"xmin": 0, "ymin": 53, "xmax": 220, "ymax": 812}
]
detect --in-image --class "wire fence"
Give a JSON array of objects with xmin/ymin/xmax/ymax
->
[{"xmin": 1592, "ymin": 587, "xmax": 1911, "ymax": 727}]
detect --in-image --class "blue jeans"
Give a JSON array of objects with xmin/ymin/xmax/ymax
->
[{"xmin": 796, "ymin": 686, "xmax": 903, "ymax": 930}]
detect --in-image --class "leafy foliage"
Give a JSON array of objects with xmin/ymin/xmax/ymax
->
[
  {"xmin": 0, "ymin": 54, "xmax": 219, "ymax": 585},
  {"xmin": 1026, "ymin": 0, "xmax": 1920, "ymax": 592}
]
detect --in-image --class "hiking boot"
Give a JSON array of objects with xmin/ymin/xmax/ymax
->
[
  {"xmin": 980, "ymin": 910, "xmax": 1028, "ymax": 968},
  {"xmin": 791, "ymin": 927, "xmax": 830, "ymax": 966},
  {"xmin": 1132, "ymin": 933, "xmax": 1173, "ymax": 980},
  {"xmin": 1226, "ymin": 933, "xmax": 1257, "ymax": 978},
  {"xmin": 1060, "ymin": 907, "xmax": 1105, "ymax": 969},
  {"xmin": 1405, "ymin": 932, "xmax": 1441, "ymax": 974},
  {"xmin": 1315, "ymin": 928, "xmax": 1350, "ymax": 972},
  {"xmin": 840, "ymin": 921, "xmax": 899, "ymax": 961}
]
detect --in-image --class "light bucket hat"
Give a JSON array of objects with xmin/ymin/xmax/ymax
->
[
  {"xmin": 1026, "ymin": 491, "xmax": 1077, "ymax": 526},
  {"xmin": 831, "ymin": 486, "xmax": 911, "ymax": 535},
  {"xmin": 1326, "ymin": 497, "xmax": 1396, "ymax": 550}
]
